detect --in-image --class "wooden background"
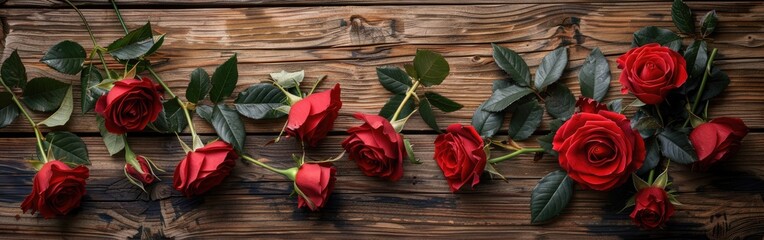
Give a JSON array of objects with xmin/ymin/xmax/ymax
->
[{"xmin": 1, "ymin": 1, "xmax": 763, "ymax": 239}]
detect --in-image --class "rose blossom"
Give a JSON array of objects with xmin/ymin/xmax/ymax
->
[
  {"xmin": 616, "ymin": 43, "xmax": 688, "ymax": 104},
  {"xmin": 689, "ymin": 117, "xmax": 748, "ymax": 171},
  {"xmin": 95, "ymin": 77, "xmax": 163, "ymax": 134},
  {"xmin": 295, "ymin": 162, "xmax": 337, "ymax": 211},
  {"xmin": 286, "ymin": 84, "xmax": 342, "ymax": 147},
  {"xmin": 173, "ymin": 140, "xmax": 238, "ymax": 197},
  {"xmin": 125, "ymin": 156, "xmax": 157, "ymax": 185},
  {"xmin": 630, "ymin": 187, "xmax": 675, "ymax": 229},
  {"xmin": 342, "ymin": 113, "xmax": 405, "ymax": 181},
  {"xmin": 433, "ymin": 124, "xmax": 487, "ymax": 192},
  {"xmin": 21, "ymin": 161, "xmax": 89, "ymax": 218}
]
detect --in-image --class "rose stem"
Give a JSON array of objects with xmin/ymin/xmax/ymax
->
[
  {"xmin": 647, "ymin": 169, "xmax": 655, "ymax": 185},
  {"xmin": 390, "ymin": 80, "xmax": 421, "ymax": 122},
  {"xmin": 683, "ymin": 48, "xmax": 719, "ymax": 128},
  {"xmin": 109, "ymin": 1, "xmax": 201, "ymax": 145},
  {"xmin": 241, "ymin": 155, "xmax": 297, "ymax": 180},
  {"xmin": 487, "ymin": 148, "xmax": 545, "ymax": 164},
  {"xmin": 63, "ymin": 0, "xmax": 115, "ymax": 80},
  {"xmin": 0, "ymin": 81, "xmax": 48, "ymax": 163}
]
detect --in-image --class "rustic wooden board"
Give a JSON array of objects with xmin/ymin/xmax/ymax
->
[{"xmin": 1, "ymin": 134, "xmax": 763, "ymax": 238}]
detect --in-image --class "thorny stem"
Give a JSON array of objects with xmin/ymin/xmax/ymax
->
[
  {"xmin": 390, "ymin": 80, "xmax": 421, "ymax": 122},
  {"xmin": 683, "ymin": 48, "xmax": 719, "ymax": 128}
]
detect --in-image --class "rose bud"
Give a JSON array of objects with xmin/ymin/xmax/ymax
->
[
  {"xmin": 342, "ymin": 113, "xmax": 405, "ymax": 181},
  {"xmin": 630, "ymin": 187, "xmax": 675, "ymax": 229},
  {"xmin": 553, "ymin": 110, "xmax": 645, "ymax": 191},
  {"xmin": 95, "ymin": 77, "xmax": 163, "ymax": 134},
  {"xmin": 295, "ymin": 162, "xmax": 337, "ymax": 211},
  {"xmin": 433, "ymin": 124, "xmax": 487, "ymax": 193},
  {"xmin": 125, "ymin": 156, "xmax": 158, "ymax": 186},
  {"xmin": 616, "ymin": 43, "xmax": 688, "ymax": 104},
  {"xmin": 173, "ymin": 140, "xmax": 238, "ymax": 197},
  {"xmin": 286, "ymin": 83, "xmax": 342, "ymax": 147},
  {"xmin": 689, "ymin": 117, "xmax": 748, "ymax": 171},
  {"xmin": 576, "ymin": 96, "xmax": 608, "ymax": 113},
  {"xmin": 21, "ymin": 160, "xmax": 89, "ymax": 219}
]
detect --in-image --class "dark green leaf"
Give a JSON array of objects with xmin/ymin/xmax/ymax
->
[
  {"xmin": 379, "ymin": 94, "xmax": 415, "ymax": 121},
  {"xmin": 376, "ymin": 67, "xmax": 412, "ymax": 94},
  {"xmin": 424, "ymin": 92, "xmax": 462, "ymax": 112},
  {"xmin": 632, "ymin": 116, "xmax": 662, "ymax": 131},
  {"xmin": 152, "ymin": 98, "xmax": 188, "ymax": 133},
  {"xmin": 1, "ymin": 50, "xmax": 27, "ymax": 89},
  {"xmin": 40, "ymin": 40, "xmax": 86, "ymax": 75},
  {"xmin": 482, "ymin": 85, "xmax": 533, "ymax": 112},
  {"xmin": 419, "ymin": 98, "xmax": 440, "ymax": 132},
  {"xmin": 107, "ymin": 22, "xmax": 155, "ymax": 60},
  {"xmin": 38, "ymin": 86, "xmax": 73, "ymax": 127},
  {"xmin": 80, "ymin": 65, "xmax": 105, "ymax": 113},
  {"xmin": 671, "ymin": 0, "xmax": 695, "ymax": 35},
  {"xmin": 701, "ymin": 67, "xmax": 729, "ymax": 101},
  {"xmin": 21, "ymin": 77, "xmax": 70, "ymax": 112},
  {"xmin": 471, "ymin": 101, "xmax": 504, "ymax": 139},
  {"xmin": 578, "ymin": 48, "xmax": 611, "ymax": 101},
  {"xmin": 545, "ymin": 83, "xmax": 575, "ymax": 120},
  {"xmin": 492, "ymin": 43, "xmax": 531, "ymax": 87},
  {"xmin": 658, "ymin": 129, "xmax": 699, "ymax": 164},
  {"xmin": 537, "ymin": 119, "xmax": 563, "ymax": 156},
  {"xmin": 43, "ymin": 131, "xmax": 89, "ymax": 165},
  {"xmin": 97, "ymin": 116, "xmax": 125, "ymax": 156},
  {"xmin": 534, "ymin": 47, "xmax": 568, "ymax": 91},
  {"xmin": 234, "ymin": 83, "xmax": 288, "ymax": 120},
  {"xmin": 530, "ymin": 170, "xmax": 575, "ymax": 224},
  {"xmin": 403, "ymin": 64, "xmax": 418, "ymax": 80},
  {"xmin": 637, "ymin": 136, "xmax": 660, "ymax": 175},
  {"xmin": 684, "ymin": 40, "xmax": 708, "ymax": 82},
  {"xmin": 508, "ymin": 99, "xmax": 543, "ymax": 141},
  {"xmin": 209, "ymin": 54, "xmax": 239, "ymax": 103},
  {"xmin": 607, "ymin": 99, "xmax": 623, "ymax": 112},
  {"xmin": 144, "ymin": 34, "xmax": 165, "ymax": 57},
  {"xmin": 209, "ymin": 104, "xmax": 246, "ymax": 152},
  {"xmin": 0, "ymin": 92, "xmax": 19, "ymax": 128},
  {"xmin": 186, "ymin": 68, "xmax": 211, "ymax": 103},
  {"xmin": 413, "ymin": 50, "xmax": 450, "ymax": 87},
  {"xmin": 492, "ymin": 79, "xmax": 512, "ymax": 92},
  {"xmin": 196, "ymin": 104, "xmax": 213, "ymax": 121},
  {"xmin": 632, "ymin": 26, "xmax": 682, "ymax": 51},
  {"xmin": 700, "ymin": 10, "xmax": 718, "ymax": 37}
]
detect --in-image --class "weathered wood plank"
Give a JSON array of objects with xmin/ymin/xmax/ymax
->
[
  {"xmin": 1, "ymin": 4, "xmax": 763, "ymax": 134},
  {"xmin": 1, "ymin": 134, "xmax": 763, "ymax": 238},
  {"xmin": 0, "ymin": 0, "xmax": 694, "ymax": 7}
]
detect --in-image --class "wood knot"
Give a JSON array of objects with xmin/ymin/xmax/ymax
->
[
  {"xmin": 554, "ymin": 16, "xmax": 584, "ymax": 48},
  {"xmin": 347, "ymin": 15, "xmax": 401, "ymax": 45}
]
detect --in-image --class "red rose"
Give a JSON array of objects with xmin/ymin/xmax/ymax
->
[
  {"xmin": 433, "ymin": 124, "xmax": 487, "ymax": 192},
  {"xmin": 286, "ymin": 84, "xmax": 342, "ymax": 147},
  {"xmin": 342, "ymin": 113, "xmax": 405, "ymax": 181},
  {"xmin": 295, "ymin": 162, "xmax": 337, "ymax": 211},
  {"xmin": 616, "ymin": 43, "xmax": 688, "ymax": 104},
  {"xmin": 576, "ymin": 96, "xmax": 608, "ymax": 113},
  {"xmin": 21, "ymin": 160, "xmax": 89, "ymax": 218},
  {"xmin": 630, "ymin": 187, "xmax": 675, "ymax": 229},
  {"xmin": 96, "ymin": 77, "xmax": 163, "ymax": 134},
  {"xmin": 173, "ymin": 140, "xmax": 238, "ymax": 197},
  {"xmin": 553, "ymin": 110, "xmax": 645, "ymax": 191},
  {"xmin": 689, "ymin": 117, "xmax": 748, "ymax": 171},
  {"xmin": 125, "ymin": 156, "xmax": 157, "ymax": 185}
]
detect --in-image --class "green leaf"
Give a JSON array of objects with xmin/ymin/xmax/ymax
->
[
  {"xmin": 186, "ymin": 68, "xmax": 212, "ymax": 104},
  {"xmin": 403, "ymin": 64, "xmax": 418, "ymax": 80},
  {"xmin": 482, "ymin": 85, "xmax": 533, "ymax": 112},
  {"xmin": 1, "ymin": 50, "xmax": 27, "ymax": 89},
  {"xmin": 403, "ymin": 138, "xmax": 421, "ymax": 164},
  {"xmin": 530, "ymin": 170, "xmax": 575, "ymax": 224},
  {"xmin": 419, "ymin": 98, "xmax": 440, "ymax": 132},
  {"xmin": 492, "ymin": 79, "xmax": 513, "ymax": 92},
  {"xmin": 196, "ymin": 104, "xmax": 213, "ymax": 121},
  {"xmin": 545, "ymin": 83, "xmax": 575, "ymax": 120},
  {"xmin": 537, "ymin": 119, "xmax": 563, "ymax": 156},
  {"xmin": 700, "ymin": 10, "xmax": 718, "ymax": 37},
  {"xmin": 80, "ymin": 65, "xmax": 105, "ymax": 113},
  {"xmin": 632, "ymin": 26, "xmax": 682, "ymax": 51},
  {"xmin": 270, "ymin": 70, "xmax": 305, "ymax": 89},
  {"xmin": 209, "ymin": 54, "xmax": 239, "ymax": 103},
  {"xmin": 43, "ymin": 131, "xmax": 89, "ymax": 165},
  {"xmin": 40, "ymin": 40, "xmax": 86, "ymax": 75},
  {"xmin": 234, "ymin": 83, "xmax": 288, "ymax": 120},
  {"xmin": 152, "ymin": 98, "xmax": 188, "ymax": 133},
  {"xmin": 413, "ymin": 49, "xmax": 450, "ymax": 87},
  {"xmin": 97, "ymin": 116, "xmax": 125, "ymax": 156},
  {"xmin": 700, "ymin": 67, "xmax": 729, "ymax": 101},
  {"xmin": 379, "ymin": 94, "xmax": 415, "ymax": 121},
  {"xmin": 376, "ymin": 67, "xmax": 412, "ymax": 94},
  {"xmin": 684, "ymin": 40, "xmax": 708, "ymax": 82},
  {"xmin": 21, "ymin": 77, "xmax": 70, "ymax": 112},
  {"xmin": 508, "ymin": 99, "xmax": 543, "ymax": 141},
  {"xmin": 491, "ymin": 43, "xmax": 531, "ymax": 87},
  {"xmin": 637, "ymin": 136, "xmax": 660, "ymax": 175},
  {"xmin": 671, "ymin": 0, "xmax": 695, "ymax": 35},
  {"xmin": 144, "ymin": 34, "xmax": 166, "ymax": 57},
  {"xmin": 632, "ymin": 116, "xmax": 662, "ymax": 131},
  {"xmin": 107, "ymin": 22, "xmax": 155, "ymax": 60},
  {"xmin": 471, "ymin": 101, "xmax": 504, "ymax": 139},
  {"xmin": 607, "ymin": 99, "xmax": 623, "ymax": 113},
  {"xmin": 209, "ymin": 104, "xmax": 246, "ymax": 152},
  {"xmin": 0, "ymin": 92, "xmax": 19, "ymax": 128},
  {"xmin": 578, "ymin": 48, "xmax": 611, "ymax": 102},
  {"xmin": 534, "ymin": 47, "xmax": 568, "ymax": 91},
  {"xmin": 37, "ymin": 86, "xmax": 73, "ymax": 127},
  {"xmin": 424, "ymin": 92, "xmax": 462, "ymax": 112},
  {"xmin": 657, "ymin": 129, "xmax": 699, "ymax": 164}
]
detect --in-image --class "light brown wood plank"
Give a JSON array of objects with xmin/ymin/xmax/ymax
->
[
  {"xmin": 1, "ymin": 4, "xmax": 763, "ymax": 134},
  {"xmin": 0, "ymin": 0, "xmax": 692, "ymax": 7}
]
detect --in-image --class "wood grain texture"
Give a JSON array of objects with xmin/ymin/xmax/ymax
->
[
  {"xmin": 1, "ymin": 134, "xmax": 763, "ymax": 238},
  {"xmin": 0, "ymin": 0, "xmax": 687, "ymax": 7},
  {"xmin": 1, "ymin": 3, "xmax": 763, "ymax": 134}
]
